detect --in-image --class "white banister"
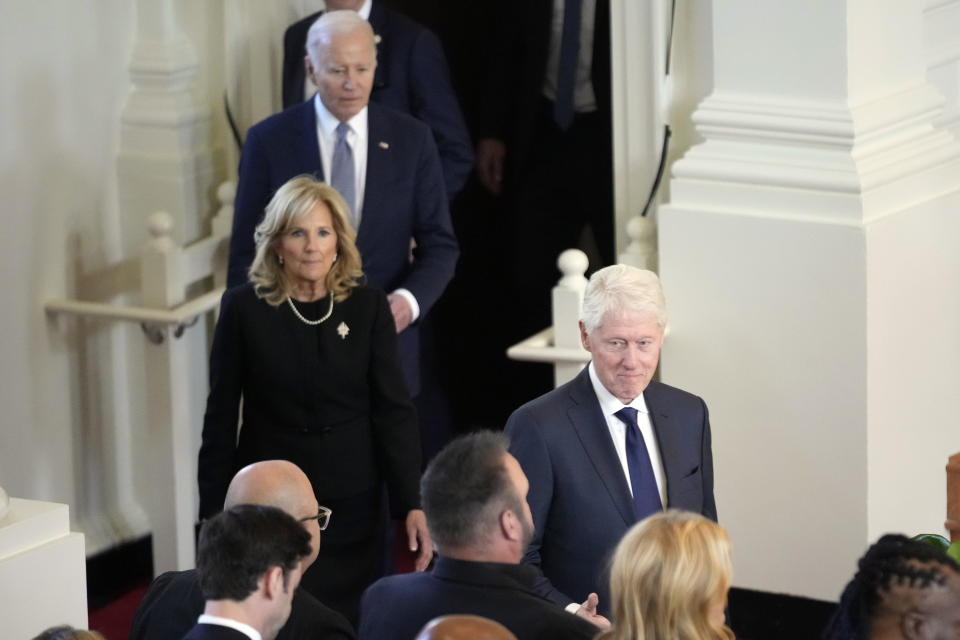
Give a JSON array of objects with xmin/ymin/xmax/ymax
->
[
  {"xmin": 507, "ymin": 249, "xmax": 591, "ymax": 387},
  {"xmin": 45, "ymin": 181, "xmax": 234, "ymax": 574},
  {"xmin": 617, "ymin": 215, "xmax": 658, "ymax": 271}
]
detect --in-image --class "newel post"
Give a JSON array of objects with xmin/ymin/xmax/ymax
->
[{"xmin": 551, "ymin": 249, "xmax": 589, "ymax": 386}]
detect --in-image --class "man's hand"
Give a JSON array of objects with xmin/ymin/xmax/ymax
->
[
  {"xmin": 405, "ymin": 509, "xmax": 433, "ymax": 572},
  {"xmin": 476, "ymin": 138, "xmax": 506, "ymax": 195},
  {"xmin": 576, "ymin": 593, "xmax": 611, "ymax": 630},
  {"xmin": 387, "ymin": 293, "xmax": 413, "ymax": 333}
]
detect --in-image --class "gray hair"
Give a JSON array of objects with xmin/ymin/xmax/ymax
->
[
  {"xmin": 580, "ymin": 264, "xmax": 667, "ymax": 333},
  {"xmin": 420, "ymin": 431, "xmax": 524, "ymax": 552},
  {"xmin": 305, "ymin": 10, "xmax": 376, "ymax": 66}
]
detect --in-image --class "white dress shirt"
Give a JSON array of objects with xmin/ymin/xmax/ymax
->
[
  {"xmin": 312, "ymin": 95, "xmax": 420, "ymax": 321},
  {"xmin": 314, "ymin": 95, "xmax": 369, "ymax": 223},
  {"xmin": 587, "ymin": 362, "xmax": 667, "ymax": 506},
  {"xmin": 542, "ymin": 0, "xmax": 598, "ymax": 113},
  {"xmin": 197, "ymin": 614, "xmax": 262, "ymax": 640}
]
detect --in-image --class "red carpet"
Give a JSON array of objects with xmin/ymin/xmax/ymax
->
[{"xmin": 88, "ymin": 582, "xmax": 148, "ymax": 640}]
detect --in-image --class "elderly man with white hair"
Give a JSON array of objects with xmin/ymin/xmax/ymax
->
[{"xmin": 505, "ymin": 264, "xmax": 718, "ymax": 622}]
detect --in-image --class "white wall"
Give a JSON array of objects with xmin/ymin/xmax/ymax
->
[{"xmin": 0, "ymin": 2, "xmax": 135, "ymax": 542}]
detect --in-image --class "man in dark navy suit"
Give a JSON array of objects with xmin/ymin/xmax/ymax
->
[
  {"xmin": 182, "ymin": 505, "xmax": 312, "ymax": 640},
  {"xmin": 227, "ymin": 10, "xmax": 458, "ymax": 396},
  {"xmin": 357, "ymin": 431, "xmax": 601, "ymax": 640},
  {"xmin": 282, "ymin": 0, "xmax": 473, "ymax": 199},
  {"xmin": 505, "ymin": 265, "xmax": 718, "ymax": 618}
]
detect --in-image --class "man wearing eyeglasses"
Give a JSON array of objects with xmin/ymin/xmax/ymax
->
[
  {"xmin": 130, "ymin": 460, "xmax": 355, "ymax": 640},
  {"xmin": 505, "ymin": 265, "xmax": 718, "ymax": 621}
]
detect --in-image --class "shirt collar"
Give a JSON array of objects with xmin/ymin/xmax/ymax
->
[
  {"xmin": 357, "ymin": 0, "xmax": 372, "ymax": 20},
  {"xmin": 313, "ymin": 94, "xmax": 368, "ymax": 142},
  {"xmin": 197, "ymin": 614, "xmax": 262, "ymax": 640},
  {"xmin": 587, "ymin": 361, "xmax": 649, "ymax": 417}
]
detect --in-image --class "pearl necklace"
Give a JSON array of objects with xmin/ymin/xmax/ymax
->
[{"xmin": 287, "ymin": 295, "xmax": 334, "ymax": 326}]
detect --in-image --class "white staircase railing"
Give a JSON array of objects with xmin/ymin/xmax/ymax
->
[{"xmin": 45, "ymin": 181, "xmax": 235, "ymax": 574}]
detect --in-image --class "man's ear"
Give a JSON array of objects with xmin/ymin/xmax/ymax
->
[
  {"xmin": 579, "ymin": 321, "xmax": 591, "ymax": 352},
  {"xmin": 262, "ymin": 566, "xmax": 285, "ymax": 601},
  {"xmin": 304, "ymin": 56, "xmax": 317, "ymax": 85},
  {"xmin": 500, "ymin": 509, "xmax": 521, "ymax": 543}
]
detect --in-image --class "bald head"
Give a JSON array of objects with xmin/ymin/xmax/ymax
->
[
  {"xmin": 224, "ymin": 460, "xmax": 321, "ymax": 568},
  {"xmin": 415, "ymin": 616, "xmax": 517, "ymax": 640}
]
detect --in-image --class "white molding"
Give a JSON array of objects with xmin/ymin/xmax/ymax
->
[{"xmin": 670, "ymin": 83, "xmax": 960, "ymax": 224}]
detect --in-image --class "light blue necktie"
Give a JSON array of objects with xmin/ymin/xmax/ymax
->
[
  {"xmin": 554, "ymin": 0, "xmax": 582, "ymax": 129},
  {"xmin": 615, "ymin": 407, "xmax": 663, "ymax": 520},
  {"xmin": 330, "ymin": 122, "xmax": 356, "ymax": 224}
]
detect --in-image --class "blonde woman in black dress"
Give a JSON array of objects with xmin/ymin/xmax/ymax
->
[{"xmin": 199, "ymin": 175, "xmax": 431, "ymax": 625}]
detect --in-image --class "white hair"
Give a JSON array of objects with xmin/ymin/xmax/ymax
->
[
  {"xmin": 305, "ymin": 10, "xmax": 376, "ymax": 66},
  {"xmin": 580, "ymin": 265, "xmax": 667, "ymax": 333}
]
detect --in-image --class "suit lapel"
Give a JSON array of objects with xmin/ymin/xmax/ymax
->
[
  {"xmin": 368, "ymin": 3, "xmax": 389, "ymax": 91},
  {"xmin": 644, "ymin": 382, "xmax": 682, "ymax": 507},
  {"xmin": 566, "ymin": 368, "xmax": 637, "ymax": 526},
  {"xmin": 359, "ymin": 105, "xmax": 388, "ymax": 243}
]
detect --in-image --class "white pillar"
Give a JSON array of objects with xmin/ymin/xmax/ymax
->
[
  {"xmin": 659, "ymin": 0, "xmax": 960, "ymax": 601},
  {"xmin": 118, "ymin": 0, "xmax": 217, "ymax": 249}
]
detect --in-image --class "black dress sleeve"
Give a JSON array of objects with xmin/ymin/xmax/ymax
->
[
  {"xmin": 367, "ymin": 290, "xmax": 422, "ymax": 517},
  {"xmin": 197, "ymin": 288, "xmax": 245, "ymax": 518}
]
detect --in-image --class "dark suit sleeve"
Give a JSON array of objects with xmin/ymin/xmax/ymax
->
[
  {"xmin": 505, "ymin": 407, "xmax": 577, "ymax": 608},
  {"xmin": 368, "ymin": 290, "xmax": 421, "ymax": 516},
  {"xmin": 700, "ymin": 398, "xmax": 718, "ymax": 521},
  {"xmin": 227, "ymin": 127, "xmax": 271, "ymax": 288},
  {"xmin": 197, "ymin": 289, "xmax": 244, "ymax": 518},
  {"xmin": 404, "ymin": 127, "xmax": 459, "ymax": 317},
  {"xmin": 406, "ymin": 27, "xmax": 474, "ymax": 197},
  {"xmin": 282, "ymin": 17, "xmax": 311, "ymax": 110}
]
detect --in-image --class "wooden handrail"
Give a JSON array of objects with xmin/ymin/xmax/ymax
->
[{"xmin": 947, "ymin": 452, "xmax": 960, "ymax": 542}]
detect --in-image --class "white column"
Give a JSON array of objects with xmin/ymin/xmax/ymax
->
[
  {"xmin": 118, "ymin": 0, "xmax": 217, "ymax": 249},
  {"xmin": 659, "ymin": 0, "xmax": 960, "ymax": 601}
]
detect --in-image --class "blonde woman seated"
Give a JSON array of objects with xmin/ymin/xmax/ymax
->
[{"xmin": 598, "ymin": 510, "xmax": 735, "ymax": 640}]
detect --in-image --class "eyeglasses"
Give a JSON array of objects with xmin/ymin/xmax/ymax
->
[{"xmin": 300, "ymin": 505, "xmax": 332, "ymax": 531}]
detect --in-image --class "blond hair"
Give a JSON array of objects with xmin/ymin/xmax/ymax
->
[
  {"xmin": 599, "ymin": 510, "xmax": 735, "ymax": 640},
  {"xmin": 248, "ymin": 175, "xmax": 363, "ymax": 305}
]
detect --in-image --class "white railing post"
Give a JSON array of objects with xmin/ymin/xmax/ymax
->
[
  {"xmin": 139, "ymin": 212, "xmax": 196, "ymax": 573},
  {"xmin": 551, "ymin": 249, "xmax": 589, "ymax": 386},
  {"xmin": 617, "ymin": 215, "xmax": 658, "ymax": 271}
]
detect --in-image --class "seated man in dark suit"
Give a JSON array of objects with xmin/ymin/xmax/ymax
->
[
  {"xmin": 506, "ymin": 265, "xmax": 718, "ymax": 618},
  {"xmin": 281, "ymin": 0, "xmax": 474, "ymax": 199},
  {"xmin": 227, "ymin": 10, "xmax": 458, "ymax": 396},
  {"xmin": 822, "ymin": 534, "xmax": 960, "ymax": 639},
  {"xmin": 357, "ymin": 431, "xmax": 598, "ymax": 640},
  {"xmin": 130, "ymin": 460, "xmax": 354, "ymax": 640},
  {"xmin": 183, "ymin": 504, "xmax": 312, "ymax": 640}
]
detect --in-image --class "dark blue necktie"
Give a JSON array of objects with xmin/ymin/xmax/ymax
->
[
  {"xmin": 615, "ymin": 407, "xmax": 663, "ymax": 520},
  {"xmin": 330, "ymin": 123, "xmax": 356, "ymax": 224},
  {"xmin": 554, "ymin": 0, "xmax": 581, "ymax": 129}
]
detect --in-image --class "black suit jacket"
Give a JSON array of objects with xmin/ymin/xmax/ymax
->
[
  {"xmin": 198, "ymin": 284, "xmax": 420, "ymax": 521},
  {"xmin": 131, "ymin": 568, "xmax": 355, "ymax": 640},
  {"xmin": 182, "ymin": 624, "xmax": 251, "ymax": 640},
  {"xmin": 357, "ymin": 556, "xmax": 596, "ymax": 640},
  {"xmin": 505, "ymin": 367, "xmax": 717, "ymax": 616},
  {"xmin": 477, "ymin": 0, "xmax": 611, "ymax": 178},
  {"xmin": 282, "ymin": 3, "xmax": 473, "ymax": 197}
]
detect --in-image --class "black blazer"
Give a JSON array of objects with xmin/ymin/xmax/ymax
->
[
  {"xmin": 357, "ymin": 556, "xmax": 597, "ymax": 640},
  {"xmin": 504, "ymin": 367, "xmax": 717, "ymax": 616},
  {"xmin": 182, "ymin": 624, "xmax": 251, "ymax": 640},
  {"xmin": 130, "ymin": 568, "xmax": 355, "ymax": 640},
  {"xmin": 198, "ymin": 284, "xmax": 420, "ymax": 521},
  {"xmin": 281, "ymin": 3, "xmax": 473, "ymax": 198}
]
